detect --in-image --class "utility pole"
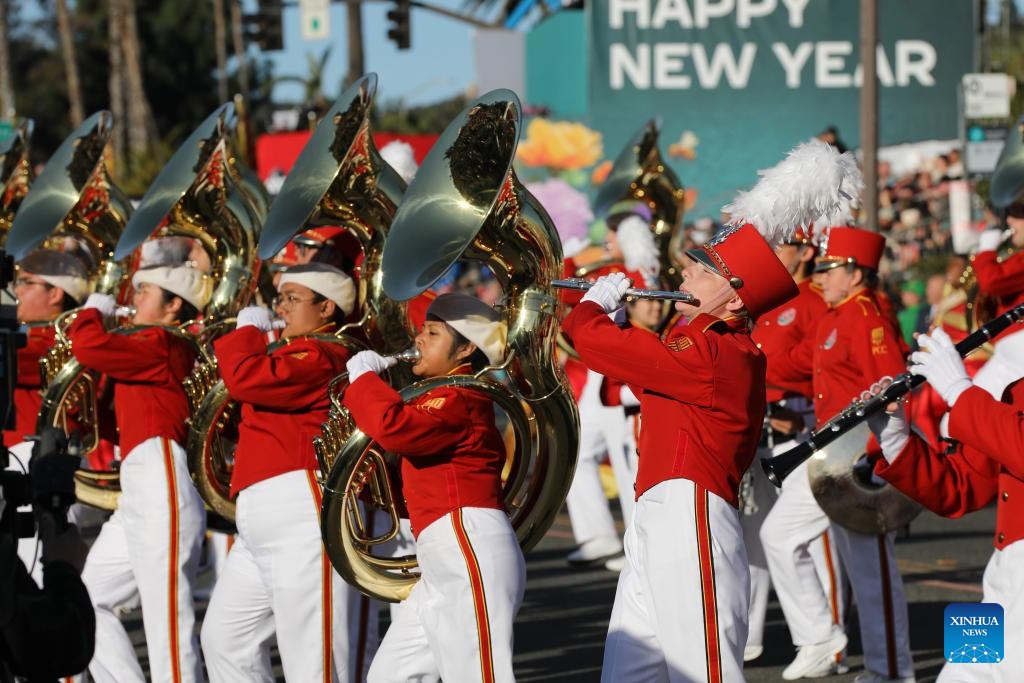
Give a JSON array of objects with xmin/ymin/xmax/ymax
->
[{"xmin": 860, "ymin": 0, "xmax": 878, "ymax": 232}]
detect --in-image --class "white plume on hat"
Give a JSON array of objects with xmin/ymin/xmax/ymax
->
[
  {"xmin": 133, "ymin": 264, "xmax": 212, "ymax": 310},
  {"xmin": 426, "ymin": 293, "xmax": 507, "ymax": 366},
  {"xmin": 721, "ymin": 138, "xmax": 863, "ymax": 248},
  {"xmin": 18, "ymin": 249, "xmax": 91, "ymax": 304},
  {"xmin": 380, "ymin": 140, "xmax": 419, "ymax": 185},
  {"xmin": 615, "ymin": 215, "xmax": 661, "ymax": 287},
  {"xmin": 278, "ymin": 262, "xmax": 356, "ymax": 317}
]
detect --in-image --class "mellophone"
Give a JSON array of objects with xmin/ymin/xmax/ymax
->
[{"xmin": 761, "ymin": 300, "xmax": 1024, "ymax": 487}]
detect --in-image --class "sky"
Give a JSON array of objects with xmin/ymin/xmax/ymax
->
[{"xmin": 259, "ymin": 0, "xmax": 492, "ymax": 107}]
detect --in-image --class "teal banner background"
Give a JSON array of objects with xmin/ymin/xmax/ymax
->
[{"xmin": 559, "ymin": 0, "xmax": 978, "ymax": 218}]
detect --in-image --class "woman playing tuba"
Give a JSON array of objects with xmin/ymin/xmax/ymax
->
[{"xmin": 200, "ymin": 263, "xmax": 372, "ymax": 683}]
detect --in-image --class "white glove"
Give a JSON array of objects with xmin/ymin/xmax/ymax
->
[
  {"xmin": 867, "ymin": 402, "xmax": 910, "ymax": 463},
  {"xmin": 909, "ymin": 328, "xmax": 972, "ymax": 407},
  {"xmin": 581, "ymin": 272, "xmax": 631, "ymax": 313},
  {"xmin": 236, "ymin": 306, "xmax": 273, "ymax": 332},
  {"xmin": 346, "ymin": 350, "xmax": 397, "ymax": 383},
  {"xmin": 83, "ymin": 293, "xmax": 117, "ymax": 318},
  {"xmin": 977, "ymin": 228, "xmax": 1005, "ymax": 253}
]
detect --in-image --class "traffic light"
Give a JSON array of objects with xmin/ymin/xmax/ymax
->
[
  {"xmin": 387, "ymin": 0, "xmax": 411, "ymax": 50},
  {"xmin": 248, "ymin": 0, "xmax": 284, "ymax": 52}
]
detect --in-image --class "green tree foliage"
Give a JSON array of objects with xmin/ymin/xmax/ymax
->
[
  {"xmin": 372, "ymin": 94, "xmax": 469, "ymax": 134},
  {"xmin": 9, "ymin": 0, "xmax": 273, "ymax": 173}
]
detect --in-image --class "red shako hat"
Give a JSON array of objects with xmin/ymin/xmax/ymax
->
[{"xmin": 814, "ymin": 226, "xmax": 885, "ymax": 272}]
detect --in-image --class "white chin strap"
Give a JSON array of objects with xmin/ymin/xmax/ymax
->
[{"xmin": 690, "ymin": 283, "xmax": 738, "ymax": 319}]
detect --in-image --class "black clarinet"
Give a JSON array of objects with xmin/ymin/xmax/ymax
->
[{"xmin": 761, "ymin": 301, "xmax": 1024, "ymax": 487}]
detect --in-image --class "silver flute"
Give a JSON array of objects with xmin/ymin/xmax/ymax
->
[{"xmin": 552, "ymin": 278, "xmax": 697, "ymax": 304}]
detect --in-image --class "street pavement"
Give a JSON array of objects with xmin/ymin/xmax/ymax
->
[{"xmin": 114, "ymin": 501, "xmax": 995, "ymax": 681}]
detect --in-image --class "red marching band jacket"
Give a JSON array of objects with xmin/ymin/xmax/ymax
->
[
  {"xmin": 562, "ymin": 301, "xmax": 766, "ymax": 507},
  {"xmin": 343, "ymin": 364, "xmax": 506, "ymax": 538},
  {"xmin": 4, "ymin": 325, "xmax": 55, "ymax": 445},
  {"xmin": 752, "ymin": 279, "xmax": 829, "ymax": 403},
  {"xmin": 774, "ymin": 290, "xmax": 907, "ymax": 424},
  {"xmin": 875, "ymin": 382, "xmax": 1024, "ymax": 550},
  {"xmin": 972, "ymin": 249, "xmax": 1024, "ymax": 343},
  {"xmin": 213, "ymin": 323, "xmax": 351, "ymax": 495},
  {"xmin": 66, "ymin": 308, "xmax": 197, "ymax": 456}
]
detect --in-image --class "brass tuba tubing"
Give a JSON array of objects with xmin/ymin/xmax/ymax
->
[
  {"xmin": 761, "ymin": 300, "xmax": 1024, "ymax": 487},
  {"xmin": 552, "ymin": 278, "xmax": 697, "ymax": 304}
]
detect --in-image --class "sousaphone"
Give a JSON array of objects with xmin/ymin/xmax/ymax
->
[
  {"xmin": 4, "ymin": 113, "xmax": 134, "ymax": 510},
  {"xmin": 593, "ymin": 118, "xmax": 687, "ymax": 292},
  {"xmin": 0, "ymin": 119, "xmax": 34, "ymax": 246},
  {"xmin": 319, "ymin": 90, "xmax": 580, "ymax": 602},
  {"xmin": 963, "ymin": 116, "xmax": 1024, "ymax": 332},
  {"xmin": 188, "ymin": 74, "xmax": 413, "ymax": 522},
  {"xmin": 97, "ymin": 102, "xmax": 269, "ymax": 517}
]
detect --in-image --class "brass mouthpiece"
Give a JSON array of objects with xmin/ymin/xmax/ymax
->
[{"xmin": 392, "ymin": 347, "xmax": 421, "ymax": 363}]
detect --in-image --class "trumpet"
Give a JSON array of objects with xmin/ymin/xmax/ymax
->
[
  {"xmin": 552, "ymin": 278, "xmax": 697, "ymax": 304},
  {"xmin": 761, "ymin": 300, "xmax": 1024, "ymax": 487}
]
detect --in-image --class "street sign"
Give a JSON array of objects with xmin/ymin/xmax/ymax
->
[
  {"xmin": 962, "ymin": 73, "xmax": 1013, "ymax": 119},
  {"xmin": 300, "ymin": 0, "xmax": 330, "ymax": 41},
  {"xmin": 965, "ymin": 124, "xmax": 1008, "ymax": 175}
]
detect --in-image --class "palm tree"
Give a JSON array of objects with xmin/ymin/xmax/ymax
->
[
  {"xmin": 344, "ymin": 2, "xmax": 364, "ymax": 88},
  {"xmin": 213, "ymin": 0, "xmax": 228, "ymax": 102},
  {"xmin": 264, "ymin": 47, "xmax": 332, "ymax": 116},
  {"xmin": 119, "ymin": 0, "xmax": 158, "ymax": 157},
  {"xmin": 108, "ymin": 0, "xmax": 125, "ymax": 167},
  {"xmin": 55, "ymin": 0, "xmax": 84, "ymax": 126},
  {"xmin": 0, "ymin": 1, "xmax": 14, "ymax": 119},
  {"xmin": 229, "ymin": 0, "xmax": 250, "ymax": 98}
]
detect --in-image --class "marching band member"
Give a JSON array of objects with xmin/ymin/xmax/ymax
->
[
  {"xmin": 563, "ymin": 222, "xmax": 799, "ymax": 682},
  {"xmin": 562, "ymin": 201, "xmax": 659, "ymax": 568},
  {"xmin": 968, "ymin": 217, "xmax": 1024, "ymax": 398},
  {"xmin": 745, "ymin": 228, "xmax": 847, "ymax": 671},
  {"xmin": 6, "ymin": 249, "xmax": 90, "ymax": 582},
  {"xmin": 201, "ymin": 262, "xmax": 370, "ymax": 682},
  {"xmin": 869, "ymin": 328, "xmax": 1022, "ymax": 683},
  {"xmin": 775, "ymin": 227, "xmax": 914, "ymax": 683},
  {"xmin": 342, "ymin": 293, "xmax": 523, "ymax": 683},
  {"xmin": 69, "ymin": 264, "xmax": 210, "ymax": 683}
]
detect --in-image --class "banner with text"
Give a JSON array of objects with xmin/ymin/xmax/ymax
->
[{"xmin": 587, "ymin": 0, "xmax": 977, "ymax": 217}]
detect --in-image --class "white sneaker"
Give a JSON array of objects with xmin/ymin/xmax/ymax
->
[
  {"xmin": 566, "ymin": 536, "xmax": 623, "ymax": 566},
  {"xmin": 782, "ymin": 632, "xmax": 849, "ymax": 680},
  {"xmin": 852, "ymin": 673, "xmax": 915, "ymax": 683},
  {"xmin": 604, "ymin": 554, "xmax": 625, "ymax": 572},
  {"xmin": 744, "ymin": 645, "xmax": 763, "ymax": 662}
]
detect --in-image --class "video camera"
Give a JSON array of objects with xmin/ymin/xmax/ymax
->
[{"xmin": 0, "ymin": 249, "xmax": 79, "ymax": 538}]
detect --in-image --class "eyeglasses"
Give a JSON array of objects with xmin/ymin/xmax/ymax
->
[
  {"xmin": 15, "ymin": 278, "xmax": 53, "ymax": 289},
  {"xmin": 273, "ymin": 293, "xmax": 316, "ymax": 309}
]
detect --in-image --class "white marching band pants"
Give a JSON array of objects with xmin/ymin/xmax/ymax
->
[
  {"xmin": 743, "ymin": 448, "xmax": 846, "ymax": 653},
  {"xmin": 936, "ymin": 540, "xmax": 1022, "ymax": 683},
  {"xmin": 368, "ymin": 507, "xmax": 525, "ymax": 683},
  {"xmin": 974, "ymin": 328, "xmax": 1024, "ymax": 400},
  {"xmin": 80, "ymin": 437, "xmax": 206, "ymax": 683},
  {"xmin": 201, "ymin": 468, "xmax": 374, "ymax": 683},
  {"xmin": 760, "ymin": 457, "xmax": 913, "ymax": 678},
  {"xmin": 566, "ymin": 370, "xmax": 637, "ymax": 544},
  {"xmin": 602, "ymin": 478, "xmax": 748, "ymax": 683}
]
